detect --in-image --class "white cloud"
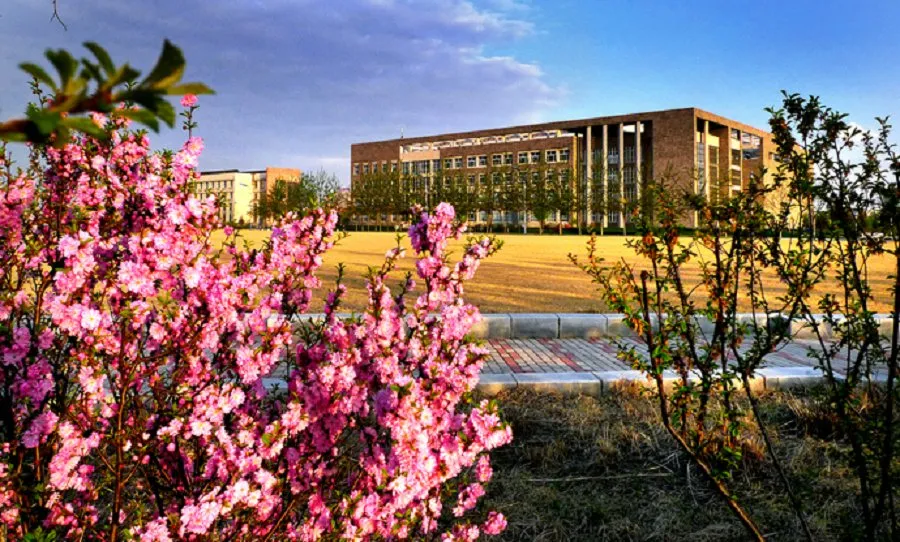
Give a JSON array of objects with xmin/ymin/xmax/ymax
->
[{"xmin": 0, "ymin": 0, "xmax": 561, "ymax": 182}]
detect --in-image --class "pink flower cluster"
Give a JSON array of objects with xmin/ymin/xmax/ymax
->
[{"xmin": 0, "ymin": 115, "xmax": 510, "ymax": 539}]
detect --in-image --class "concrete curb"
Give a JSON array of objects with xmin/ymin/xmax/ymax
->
[
  {"xmin": 278, "ymin": 312, "xmax": 895, "ymax": 340},
  {"xmin": 475, "ymin": 367, "xmax": 832, "ymax": 397},
  {"xmin": 264, "ymin": 369, "xmax": 834, "ymax": 395}
]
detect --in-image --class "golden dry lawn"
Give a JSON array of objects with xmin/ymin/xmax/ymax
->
[{"xmin": 213, "ymin": 230, "xmax": 897, "ymax": 314}]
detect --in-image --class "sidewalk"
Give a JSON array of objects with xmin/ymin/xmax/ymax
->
[
  {"xmin": 476, "ymin": 337, "xmax": 836, "ymax": 396},
  {"xmin": 481, "ymin": 337, "xmax": 822, "ymax": 374}
]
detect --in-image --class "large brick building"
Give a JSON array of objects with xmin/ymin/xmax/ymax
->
[{"xmin": 350, "ymin": 107, "xmax": 779, "ymax": 228}]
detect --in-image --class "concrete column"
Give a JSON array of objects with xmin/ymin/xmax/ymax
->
[
  {"xmin": 635, "ymin": 121, "xmax": 642, "ymax": 202},
  {"xmin": 601, "ymin": 125, "xmax": 608, "ymax": 228},
  {"xmin": 703, "ymin": 119, "xmax": 710, "ymax": 202},
  {"xmin": 618, "ymin": 122, "xmax": 625, "ymax": 229},
  {"xmin": 585, "ymin": 126, "xmax": 592, "ymax": 229}
]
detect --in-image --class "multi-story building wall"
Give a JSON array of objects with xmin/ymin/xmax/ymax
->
[
  {"xmin": 192, "ymin": 167, "xmax": 302, "ymax": 225},
  {"xmin": 350, "ymin": 107, "xmax": 778, "ymax": 228}
]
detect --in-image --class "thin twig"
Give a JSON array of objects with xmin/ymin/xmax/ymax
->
[
  {"xmin": 526, "ymin": 473, "xmax": 672, "ymax": 483},
  {"xmin": 50, "ymin": 0, "xmax": 67, "ymax": 30}
]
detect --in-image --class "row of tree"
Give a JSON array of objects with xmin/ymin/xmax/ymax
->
[{"xmin": 350, "ymin": 162, "xmax": 656, "ymax": 234}]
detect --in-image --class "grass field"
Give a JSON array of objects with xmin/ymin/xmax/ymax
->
[{"xmin": 213, "ymin": 229, "xmax": 897, "ymax": 313}]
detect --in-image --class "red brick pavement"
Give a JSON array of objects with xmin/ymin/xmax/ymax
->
[{"xmin": 482, "ymin": 338, "xmax": 824, "ymax": 375}]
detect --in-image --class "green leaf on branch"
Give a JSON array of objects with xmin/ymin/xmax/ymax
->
[
  {"xmin": 19, "ymin": 62, "xmax": 57, "ymax": 91},
  {"xmin": 119, "ymin": 108, "xmax": 161, "ymax": 132},
  {"xmin": 108, "ymin": 64, "xmax": 141, "ymax": 88},
  {"xmin": 26, "ymin": 109, "xmax": 62, "ymax": 135},
  {"xmin": 142, "ymin": 40, "xmax": 186, "ymax": 89},
  {"xmin": 83, "ymin": 42, "xmax": 115, "ymax": 76},
  {"xmin": 2, "ymin": 40, "xmax": 212, "ymax": 144},
  {"xmin": 61, "ymin": 117, "xmax": 106, "ymax": 139},
  {"xmin": 167, "ymin": 82, "xmax": 215, "ymax": 96},
  {"xmin": 45, "ymin": 49, "xmax": 78, "ymax": 86}
]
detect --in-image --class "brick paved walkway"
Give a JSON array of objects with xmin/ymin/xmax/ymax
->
[{"xmin": 482, "ymin": 338, "xmax": 825, "ymax": 374}]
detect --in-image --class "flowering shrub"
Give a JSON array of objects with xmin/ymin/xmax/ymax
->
[{"xmin": 0, "ymin": 110, "xmax": 510, "ymax": 540}]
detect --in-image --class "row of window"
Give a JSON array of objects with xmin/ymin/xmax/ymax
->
[
  {"xmin": 356, "ymin": 161, "xmax": 399, "ymax": 175},
  {"xmin": 197, "ymin": 192, "xmax": 233, "ymax": 201},
  {"xmin": 353, "ymin": 149, "xmax": 571, "ymax": 176},
  {"xmin": 404, "ymin": 169, "xmax": 575, "ymax": 189},
  {"xmin": 195, "ymin": 180, "xmax": 234, "ymax": 191}
]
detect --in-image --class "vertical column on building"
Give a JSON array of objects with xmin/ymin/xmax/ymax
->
[
  {"xmin": 618, "ymin": 123, "xmax": 625, "ymax": 229},
  {"xmin": 703, "ymin": 120, "xmax": 710, "ymax": 203},
  {"xmin": 585, "ymin": 125, "xmax": 592, "ymax": 230},
  {"xmin": 601, "ymin": 125, "xmax": 608, "ymax": 229},
  {"xmin": 734, "ymin": 128, "xmax": 743, "ymax": 195},
  {"xmin": 635, "ymin": 121, "xmax": 642, "ymax": 206}
]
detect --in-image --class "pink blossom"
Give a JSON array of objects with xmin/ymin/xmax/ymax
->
[
  {"xmin": 79, "ymin": 308, "xmax": 102, "ymax": 331},
  {"xmin": 180, "ymin": 94, "xmax": 198, "ymax": 108},
  {"xmin": 0, "ymin": 110, "xmax": 508, "ymax": 539}
]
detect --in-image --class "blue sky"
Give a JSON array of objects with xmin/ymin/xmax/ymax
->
[{"xmin": 1, "ymin": 0, "xmax": 898, "ymax": 184}]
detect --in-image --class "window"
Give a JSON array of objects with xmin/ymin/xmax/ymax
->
[
  {"xmin": 518, "ymin": 152, "xmax": 529, "ymax": 164},
  {"xmin": 453, "ymin": 157, "xmax": 463, "ymax": 169},
  {"xmin": 391, "ymin": 161, "xmax": 398, "ymax": 172},
  {"xmin": 559, "ymin": 149, "xmax": 570, "ymax": 162},
  {"xmin": 445, "ymin": 158, "xmax": 453, "ymax": 169},
  {"xmin": 530, "ymin": 151, "xmax": 541, "ymax": 163},
  {"xmin": 432, "ymin": 159, "xmax": 441, "ymax": 172},
  {"xmin": 731, "ymin": 128, "xmax": 741, "ymax": 140},
  {"xmin": 546, "ymin": 150, "xmax": 558, "ymax": 163},
  {"xmin": 478, "ymin": 155, "xmax": 488, "ymax": 167},
  {"xmin": 709, "ymin": 145, "xmax": 719, "ymax": 188},
  {"xmin": 402, "ymin": 162, "xmax": 410, "ymax": 175},
  {"xmin": 624, "ymin": 147, "xmax": 635, "ymax": 163},
  {"xmin": 504, "ymin": 152, "xmax": 514, "ymax": 165},
  {"xmin": 731, "ymin": 149, "xmax": 741, "ymax": 165},
  {"xmin": 382, "ymin": 162, "xmax": 388, "ymax": 173},
  {"xmin": 479, "ymin": 173, "xmax": 486, "ymax": 185},
  {"xmin": 468, "ymin": 175, "xmax": 476, "ymax": 186},
  {"xmin": 353, "ymin": 163, "xmax": 360, "ymax": 175},
  {"xmin": 492, "ymin": 154, "xmax": 503, "ymax": 166},
  {"xmin": 363, "ymin": 164, "xmax": 369, "ymax": 174},
  {"xmin": 607, "ymin": 150, "xmax": 619, "ymax": 164},
  {"xmin": 467, "ymin": 156, "xmax": 476, "ymax": 168}
]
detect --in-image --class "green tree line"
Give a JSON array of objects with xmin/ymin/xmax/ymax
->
[{"xmin": 350, "ymin": 159, "xmax": 653, "ymax": 235}]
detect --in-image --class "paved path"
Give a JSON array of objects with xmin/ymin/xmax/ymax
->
[{"xmin": 482, "ymin": 338, "xmax": 824, "ymax": 375}]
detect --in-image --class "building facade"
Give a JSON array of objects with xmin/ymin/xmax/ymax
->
[
  {"xmin": 192, "ymin": 167, "xmax": 302, "ymax": 224},
  {"xmin": 350, "ymin": 107, "xmax": 778, "ymax": 228}
]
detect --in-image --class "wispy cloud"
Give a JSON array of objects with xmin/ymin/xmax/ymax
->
[{"xmin": 0, "ymin": 0, "xmax": 560, "ymax": 184}]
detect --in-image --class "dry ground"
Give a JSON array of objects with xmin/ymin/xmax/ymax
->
[
  {"xmin": 213, "ymin": 230, "xmax": 897, "ymax": 313},
  {"xmin": 479, "ymin": 388, "xmax": 868, "ymax": 541}
]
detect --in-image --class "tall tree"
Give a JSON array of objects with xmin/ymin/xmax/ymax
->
[
  {"xmin": 528, "ymin": 164, "xmax": 552, "ymax": 235},
  {"xmin": 303, "ymin": 168, "xmax": 342, "ymax": 207},
  {"xmin": 479, "ymin": 171, "xmax": 501, "ymax": 232}
]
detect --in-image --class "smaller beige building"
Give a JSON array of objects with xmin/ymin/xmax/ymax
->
[{"xmin": 192, "ymin": 167, "xmax": 302, "ymax": 224}]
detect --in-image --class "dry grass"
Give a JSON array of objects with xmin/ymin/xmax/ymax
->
[
  {"xmin": 214, "ymin": 230, "xmax": 897, "ymax": 314},
  {"xmin": 479, "ymin": 388, "xmax": 865, "ymax": 541}
]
